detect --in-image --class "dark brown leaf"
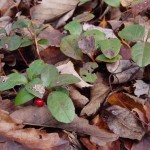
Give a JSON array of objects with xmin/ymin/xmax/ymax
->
[
  {"xmin": 105, "ymin": 105, "xmax": 145, "ymax": 140},
  {"xmin": 11, "ymin": 106, "xmax": 118, "ymax": 146}
]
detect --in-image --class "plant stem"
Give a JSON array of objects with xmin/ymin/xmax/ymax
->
[{"xmin": 18, "ymin": 49, "xmax": 29, "ymax": 67}]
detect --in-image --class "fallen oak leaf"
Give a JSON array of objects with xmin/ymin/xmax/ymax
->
[
  {"xmin": 11, "ymin": 106, "xmax": 118, "ymax": 146},
  {"xmin": 104, "ymin": 105, "xmax": 146, "ymax": 140},
  {"xmin": 0, "ymin": 109, "xmax": 70, "ymax": 150}
]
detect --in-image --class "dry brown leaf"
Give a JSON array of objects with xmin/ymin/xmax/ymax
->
[
  {"xmin": 131, "ymin": 134, "xmax": 150, "ymax": 150},
  {"xmin": 56, "ymin": 61, "xmax": 92, "ymax": 88},
  {"xmin": 107, "ymin": 92, "xmax": 146, "ymax": 112},
  {"xmin": 105, "ymin": 105, "xmax": 145, "ymax": 140},
  {"xmin": 30, "ymin": 0, "xmax": 79, "ymax": 21},
  {"xmin": 38, "ymin": 24, "xmax": 63, "ymax": 47},
  {"xmin": 11, "ymin": 106, "xmax": 118, "ymax": 146},
  {"xmin": 0, "ymin": 0, "xmax": 19, "ymax": 16},
  {"xmin": 68, "ymin": 86, "xmax": 89, "ymax": 109},
  {"xmin": 40, "ymin": 47, "xmax": 67, "ymax": 65},
  {"xmin": 0, "ymin": 109, "xmax": 70, "ymax": 150},
  {"xmin": 80, "ymin": 137, "xmax": 98, "ymax": 150},
  {"xmin": 80, "ymin": 73, "xmax": 110, "ymax": 117},
  {"xmin": 106, "ymin": 60, "xmax": 144, "ymax": 84}
]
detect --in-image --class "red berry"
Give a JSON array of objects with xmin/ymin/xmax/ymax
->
[{"xmin": 35, "ymin": 99, "xmax": 44, "ymax": 107}]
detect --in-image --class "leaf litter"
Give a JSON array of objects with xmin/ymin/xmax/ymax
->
[{"xmin": 1, "ymin": 0, "xmax": 150, "ymax": 149}]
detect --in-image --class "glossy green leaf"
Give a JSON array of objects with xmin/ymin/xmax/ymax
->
[
  {"xmin": 104, "ymin": 0, "xmax": 120, "ymax": 7},
  {"xmin": 41, "ymin": 64, "xmax": 59, "ymax": 87},
  {"xmin": 25, "ymin": 78, "xmax": 45, "ymax": 98},
  {"xmin": 82, "ymin": 29, "xmax": 105, "ymax": 47},
  {"xmin": 51, "ymin": 74, "xmax": 80, "ymax": 87},
  {"xmin": 60, "ymin": 35, "xmax": 83, "ymax": 60},
  {"xmin": 27, "ymin": 60, "xmax": 46, "ymax": 80},
  {"xmin": 20, "ymin": 39, "xmax": 33, "ymax": 47},
  {"xmin": 15, "ymin": 88, "xmax": 34, "ymax": 106},
  {"xmin": 99, "ymin": 38, "xmax": 121, "ymax": 59},
  {"xmin": 0, "ymin": 35, "xmax": 22, "ymax": 51},
  {"xmin": 12, "ymin": 19, "xmax": 31, "ymax": 29},
  {"xmin": 96, "ymin": 54, "xmax": 121, "ymax": 62},
  {"xmin": 131, "ymin": 42, "xmax": 150, "ymax": 67},
  {"xmin": 47, "ymin": 91, "xmax": 75, "ymax": 123},
  {"xmin": 0, "ymin": 73, "xmax": 27, "ymax": 91},
  {"xmin": 38, "ymin": 39, "xmax": 49, "ymax": 45},
  {"xmin": 80, "ymin": 62, "xmax": 98, "ymax": 83},
  {"xmin": 118, "ymin": 25, "xmax": 145, "ymax": 41},
  {"xmin": 64, "ymin": 21, "xmax": 82, "ymax": 35}
]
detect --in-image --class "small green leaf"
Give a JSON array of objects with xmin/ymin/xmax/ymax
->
[
  {"xmin": 96, "ymin": 54, "xmax": 121, "ymax": 62},
  {"xmin": 25, "ymin": 78, "xmax": 45, "ymax": 98},
  {"xmin": 0, "ymin": 35, "xmax": 22, "ymax": 51},
  {"xmin": 56, "ymin": 87, "xmax": 69, "ymax": 95},
  {"xmin": 27, "ymin": 60, "xmax": 46, "ymax": 80},
  {"xmin": 131, "ymin": 42, "xmax": 150, "ymax": 67},
  {"xmin": 38, "ymin": 39, "xmax": 49, "ymax": 45},
  {"xmin": 118, "ymin": 25, "xmax": 145, "ymax": 41},
  {"xmin": 15, "ymin": 88, "xmax": 34, "ymax": 106},
  {"xmin": 20, "ymin": 39, "xmax": 34, "ymax": 47},
  {"xmin": 0, "ymin": 28, "xmax": 6, "ymax": 34},
  {"xmin": 80, "ymin": 62, "xmax": 98, "ymax": 83},
  {"xmin": 47, "ymin": 91, "xmax": 75, "ymax": 123},
  {"xmin": 12, "ymin": 19, "xmax": 31, "ymax": 30},
  {"xmin": 73, "ymin": 12, "xmax": 94, "ymax": 23},
  {"xmin": 41, "ymin": 64, "xmax": 59, "ymax": 87},
  {"xmin": 60, "ymin": 35, "xmax": 83, "ymax": 60},
  {"xmin": 99, "ymin": 38, "xmax": 121, "ymax": 59},
  {"xmin": 0, "ymin": 73, "xmax": 27, "ymax": 91},
  {"xmin": 104, "ymin": 0, "xmax": 120, "ymax": 7},
  {"xmin": 82, "ymin": 30, "xmax": 105, "ymax": 47},
  {"xmin": 51, "ymin": 74, "xmax": 80, "ymax": 87},
  {"xmin": 64, "ymin": 21, "xmax": 82, "ymax": 35}
]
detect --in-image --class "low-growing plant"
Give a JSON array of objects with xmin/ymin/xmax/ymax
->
[
  {"xmin": 0, "ymin": 60, "xmax": 80, "ymax": 123},
  {"xmin": 0, "ymin": 19, "xmax": 49, "ymax": 56}
]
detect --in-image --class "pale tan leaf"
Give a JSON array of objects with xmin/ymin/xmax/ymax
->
[
  {"xmin": 80, "ymin": 73, "xmax": 110, "ymax": 117},
  {"xmin": 30, "ymin": 0, "xmax": 79, "ymax": 21},
  {"xmin": 56, "ymin": 61, "xmax": 92, "ymax": 88},
  {"xmin": 11, "ymin": 106, "xmax": 118, "ymax": 146},
  {"xmin": 0, "ymin": 109, "xmax": 70, "ymax": 150}
]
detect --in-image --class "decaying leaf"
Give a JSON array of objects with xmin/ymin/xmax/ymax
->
[
  {"xmin": 0, "ymin": 108, "xmax": 70, "ymax": 150},
  {"xmin": 80, "ymin": 73, "xmax": 110, "ymax": 117},
  {"xmin": 11, "ymin": 106, "xmax": 118, "ymax": 146},
  {"xmin": 131, "ymin": 134, "xmax": 150, "ymax": 150},
  {"xmin": 105, "ymin": 105, "xmax": 145, "ymax": 140},
  {"xmin": 106, "ymin": 60, "xmax": 144, "ymax": 84},
  {"xmin": 107, "ymin": 92, "xmax": 146, "ymax": 111},
  {"xmin": 30, "ymin": 0, "xmax": 79, "ymax": 21},
  {"xmin": 68, "ymin": 86, "xmax": 89, "ymax": 109},
  {"xmin": 56, "ymin": 61, "xmax": 92, "ymax": 88},
  {"xmin": 134, "ymin": 80, "xmax": 150, "ymax": 97}
]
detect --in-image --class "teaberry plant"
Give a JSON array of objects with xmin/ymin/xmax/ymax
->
[
  {"xmin": 0, "ymin": 19, "xmax": 49, "ymax": 53},
  {"xmin": 60, "ymin": 20, "xmax": 150, "ymax": 77},
  {"xmin": 0, "ymin": 60, "xmax": 80, "ymax": 123}
]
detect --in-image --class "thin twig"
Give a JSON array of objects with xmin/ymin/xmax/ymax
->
[{"xmin": 18, "ymin": 49, "xmax": 29, "ymax": 67}]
